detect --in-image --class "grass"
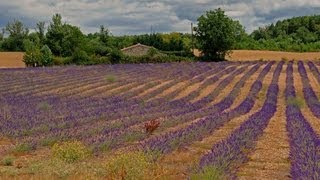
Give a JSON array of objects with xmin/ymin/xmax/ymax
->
[
  {"xmin": 287, "ymin": 97, "xmax": 305, "ymax": 108},
  {"xmin": 191, "ymin": 166, "xmax": 226, "ymax": 180},
  {"xmin": 52, "ymin": 141, "xmax": 90, "ymax": 163},
  {"xmin": 105, "ymin": 151, "xmax": 152, "ymax": 180},
  {"xmin": 2, "ymin": 156, "xmax": 14, "ymax": 166},
  {"xmin": 36, "ymin": 101, "xmax": 52, "ymax": 111},
  {"xmin": 105, "ymin": 75, "xmax": 117, "ymax": 83},
  {"xmin": 12, "ymin": 143, "xmax": 34, "ymax": 153}
]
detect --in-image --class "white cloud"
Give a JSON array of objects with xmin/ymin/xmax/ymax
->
[{"xmin": 0, "ymin": 0, "xmax": 319, "ymax": 35}]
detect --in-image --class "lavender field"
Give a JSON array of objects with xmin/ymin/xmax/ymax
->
[{"xmin": 0, "ymin": 61, "xmax": 320, "ymax": 179}]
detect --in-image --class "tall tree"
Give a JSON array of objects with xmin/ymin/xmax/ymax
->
[
  {"xmin": 2, "ymin": 20, "xmax": 29, "ymax": 51},
  {"xmin": 0, "ymin": 28, "xmax": 4, "ymax": 41},
  {"xmin": 46, "ymin": 14, "xmax": 85, "ymax": 57},
  {"xmin": 99, "ymin": 25, "xmax": 110, "ymax": 45},
  {"xmin": 46, "ymin": 14, "xmax": 64, "ymax": 56},
  {"xmin": 195, "ymin": 8, "xmax": 244, "ymax": 61},
  {"xmin": 36, "ymin": 21, "xmax": 46, "ymax": 45}
]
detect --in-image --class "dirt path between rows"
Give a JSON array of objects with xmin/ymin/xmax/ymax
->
[
  {"xmin": 237, "ymin": 65, "xmax": 290, "ymax": 179},
  {"xmin": 154, "ymin": 65, "xmax": 273, "ymax": 178}
]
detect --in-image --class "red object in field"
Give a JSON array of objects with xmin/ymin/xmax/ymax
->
[{"xmin": 144, "ymin": 120, "xmax": 160, "ymax": 135}]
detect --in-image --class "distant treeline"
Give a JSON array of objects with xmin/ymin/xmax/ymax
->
[
  {"xmin": 0, "ymin": 14, "xmax": 319, "ymax": 66},
  {"xmin": 236, "ymin": 15, "xmax": 320, "ymax": 52}
]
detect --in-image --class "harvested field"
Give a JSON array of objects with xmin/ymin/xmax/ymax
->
[
  {"xmin": 193, "ymin": 49, "xmax": 320, "ymax": 61},
  {"xmin": 227, "ymin": 50, "xmax": 320, "ymax": 61},
  {"xmin": 0, "ymin": 52, "xmax": 25, "ymax": 68},
  {"xmin": 0, "ymin": 60, "xmax": 319, "ymax": 179}
]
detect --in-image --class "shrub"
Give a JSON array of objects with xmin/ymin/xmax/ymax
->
[
  {"xmin": 71, "ymin": 49, "xmax": 89, "ymax": 65},
  {"xmin": 23, "ymin": 46, "xmax": 42, "ymax": 67},
  {"xmin": 109, "ymin": 49, "xmax": 124, "ymax": 64},
  {"xmin": 88, "ymin": 55, "xmax": 111, "ymax": 65},
  {"xmin": 13, "ymin": 143, "xmax": 34, "ymax": 153},
  {"xmin": 105, "ymin": 151, "xmax": 151, "ymax": 179},
  {"xmin": 144, "ymin": 120, "xmax": 160, "ymax": 135},
  {"xmin": 53, "ymin": 56, "xmax": 70, "ymax": 65},
  {"xmin": 191, "ymin": 166, "xmax": 225, "ymax": 180},
  {"xmin": 40, "ymin": 137, "xmax": 59, "ymax": 147},
  {"xmin": 105, "ymin": 75, "xmax": 116, "ymax": 83},
  {"xmin": 147, "ymin": 47, "xmax": 158, "ymax": 57},
  {"xmin": 287, "ymin": 97, "xmax": 304, "ymax": 108},
  {"xmin": 40, "ymin": 45, "xmax": 54, "ymax": 66},
  {"xmin": 2, "ymin": 156, "xmax": 14, "ymax": 166},
  {"xmin": 37, "ymin": 101, "xmax": 52, "ymax": 111},
  {"xmin": 52, "ymin": 141, "xmax": 89, "ymax": 163}
]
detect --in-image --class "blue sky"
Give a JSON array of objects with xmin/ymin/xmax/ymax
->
[{"xmin": 0, "ymin": 0, "xmax": 320, "ymax": 35}]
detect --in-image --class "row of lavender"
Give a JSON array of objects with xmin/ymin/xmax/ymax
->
[
  {"xmin": 11, "ymin": 62, "xmax": 251, "ymax": 150},
  {"xmin": 194, "ymin": 61, "xmax": 320, "ymax": 178},
  {"xmin": 286, "ymin": 61, "xmax": 320, "ymax": 178},
  {"xmin": 141, "ymin": 61, "xmax": 275, "ymax": 153},
  {"xmin": 197, "ymin": 61, "xmax": 283, "ymax": 177},
  {"xmin": 1, "ymin": 61, "xmax": 320, "ymax": 179},
  {"xmin": 0, "ymin": 61, "xmax": 249, "ymax": 147},
  {"xmin": 0, "ymin": 62, "xmax": 229, "ymax": 136}
]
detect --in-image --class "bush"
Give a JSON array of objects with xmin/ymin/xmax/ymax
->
[
  {"xmin": 2, "ymin": 156, "xmax": 14, "ymax": 166},
  {"xmin": 13, "ymin": 143, "xmax": 34, "ymax": 153},
  {"xmin": 122, "ymin": 54, "xmax": 193, "ymax": 64},
  {"xmin": 106, "ymin": 151, "xmax": 151, "ymax": 179},
  {"xmin": 53, "ymin": 56, "xmax": 72, "ymax": 65},
  {"xmin": 52, "ymin": 141, "xmax": 89, "ymax": 163},
  {"xmin": 147, "ymin": 47, "xmax": 158, "ymax": 57},
  {"xmin": 88, "ymin": 54, "xmax": 111, "ymax": 65},
  {"xmin": 287, "ymin": 97, "xmax": 305, "ymax": 108},
  {"xmin": 23, "ymin": 43, "xmax": 54, "ymax": 67},
  {"xmin": 109, "ymin": 49, "xmax": 124, "ymax": 64},
  {"xmin": 191, "ymin": 166, "xmax": 225, "ymax": 180},
  {"xmin": 23, "ymin": 47, "xmax": 42, "ymax": 67},
  {"xmin": 105, "ymin": 75, "xmax": 116, "ymax": 83},
  {"xmin": 40, "ymin": 45, "xmax": 54, "ymax": 66},
  {"xmin": 71, "ymin": 49, "xmax": 89, "ymax": 65}
]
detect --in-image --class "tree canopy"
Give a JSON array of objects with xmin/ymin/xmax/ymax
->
[
  {"xmin": 195, "ymin": 8, "xmax": 245, "ymax": 61},
  {"xmin": 0, "ymin": 12, "xmax": 320, "ymax": 65}
]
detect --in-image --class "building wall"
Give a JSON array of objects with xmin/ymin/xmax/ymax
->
[{"xmin": 122, "ymin": 45, "xmax": 152, "ymax": 56}]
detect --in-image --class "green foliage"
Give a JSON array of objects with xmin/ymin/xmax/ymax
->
[
  {"xmin": 2, "ymin": 156, "xmax": 14, "ymax": 166},
  {"xmin": 52, "ymin": 141, "xmax": 90, "ymax": 163},
  {"xmin": 23, "ymin": 42, "xmax": 54, "ymax": 67},
  {"xmin": 23, "ymin": 41, "xmax": 42, "ymax": 67},
  {"xmin": 147, "ymin": 47, "xmax": 158, "ymax": 57},
  {"xmin": 133, "ymin": 32, "xmax": 189, "ymax": 52},
  {"xmin": 71, "ymin": 49, "xmax": 89, "ymax": 65},
  {"xmin": 238, "ymin": 15, "xmax": 320, "ymax": 52},
  {"xmin": 13, "ymin": 143, "xmax": 34, "ymax": 153},
  {"xmin": 122, "ymin": 54, "xmax": 193, "ymax": 64},
  {"xmin": 46, "ymin": 14, "xmax": 86, "ymax": 57},
  {"xmin": 105, "ymin": 75, "xmax": 116, "ymax": 83},
  {"xmin": 109, "ymin": 48, "xmax": 124, "ymax": 64},
  {"xmin": 37, "ymin": 101, "xmax": 52, "ymax": 111},
  {"xmin": 36, "ymin": 21, "xmax": 46, "ymax": 45},
  {"xmin": 2, "ymin": 19, "xmax": 29, "ymax": 51},
  {"xmin": 53, "ymin": 56, "xmax": 72, "ymax": 65},
  {"xmin": 105, "ymin": 151, "xmax": 151, "ymax": 179},
  {"xmin": 40, "ymin": 137, "xmax": 59, "ymax": 147},
  {"xmin": 191, "ymin": 166, "xmax": 225, "ymax": 180},
  {"xmin": 40, "ymin": 45, "xmax": 54, "ymax": 66},
  {"xmin": 195, "ymin": 8, "xmax": 244, "ymax": 61},
  {"xmin": 99, "ymin": 25, "xmax": 110, "ymax": 45},
  {"xmin": 287, "ymin": 97, "xmax": 305, "ymax": 108}
]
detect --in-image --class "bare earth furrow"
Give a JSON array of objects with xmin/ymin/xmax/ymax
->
[{"xmin": 237, "ymin": 64, "xmax": 290, "ymax": 179}]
